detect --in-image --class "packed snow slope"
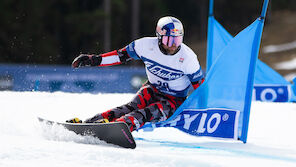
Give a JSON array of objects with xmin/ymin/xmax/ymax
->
[{"xmin": 1, "ymin": 91, "xmax": 296, "ymax": 167}]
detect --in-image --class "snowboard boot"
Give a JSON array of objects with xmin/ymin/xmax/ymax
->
[
  {"xmin": 66, "ymin": 117, "xmax": 82, "ymax": 123},
  {"xmin": 93, "ymin": 118, "xmax": 109, "ymax": 124}
]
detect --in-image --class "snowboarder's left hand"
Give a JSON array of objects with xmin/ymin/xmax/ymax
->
[{"xmin": 72, "ymin": 54, "xmax": 102, "ymax": 68}]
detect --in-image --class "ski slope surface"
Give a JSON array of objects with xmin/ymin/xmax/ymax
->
[{"xmin": 1, "ymin": 91, "xmax": 296, "ymax": 167}]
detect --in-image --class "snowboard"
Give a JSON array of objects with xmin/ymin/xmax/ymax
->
[{"xmin": 38, "ymin": 117, "xmax": 136, "ymax": 149}]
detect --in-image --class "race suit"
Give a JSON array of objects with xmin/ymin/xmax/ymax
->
[{"xmin": 85, "ymin": 37, "xmax": 204, "ymax": 132}]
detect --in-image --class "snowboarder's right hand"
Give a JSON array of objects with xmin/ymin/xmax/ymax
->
[{"xmin": 72, "ymin": 54, "xmax": 102, "ymax": 68}]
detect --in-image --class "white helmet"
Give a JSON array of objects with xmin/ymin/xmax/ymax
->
[{"xmin": 156, "ymin": 16, "xmax": 184, "ymax": 47}]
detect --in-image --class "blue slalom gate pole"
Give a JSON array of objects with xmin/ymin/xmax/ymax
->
[
  {"xmin": 209, "ymin": 0, "xmax": 214, "ymax": 16},
  {"xmin": 240, "ymin": 0, "xmax": 270, "ymax": 143},
  {"xmin": 206, "ymin": 0, "xmax": 214, "ymax": 72},
  {"xmin": 261, "ymin": 0, "xmax": 269, "ymax": 18}
]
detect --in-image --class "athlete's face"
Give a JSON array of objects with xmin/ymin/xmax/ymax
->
[
  {"xmin": 162, "ymin": 43, "xmax": 178, "ymax": 55},
  {"xmin": 161, "ymin": 35, "xmax": 182, "ymax": 55}
]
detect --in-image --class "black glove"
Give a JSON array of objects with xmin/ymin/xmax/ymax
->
[{"xmin": 72, "ymin": 54, "xmax": 102, "ymax": 68}]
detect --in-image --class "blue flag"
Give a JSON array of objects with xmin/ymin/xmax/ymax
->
[
  {"xmin": 206, "ymin": 17, "xmax": 232, "ymax": 72},
  {"xmin": 207, "ymin": 3, "xmax": 296, "ymax": 102},
  {"xmin": 254, "ymin": 60, "xmax": 296, "ymax": 102}
]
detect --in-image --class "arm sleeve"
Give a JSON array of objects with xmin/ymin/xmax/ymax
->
[
  {"xmin": 184, "ymin": 54, "xmax": 204, "ymax": 89},
  {"xmin": 125, "ymin": 41, "xmax": 141, "ymax": 60},
  {"xmin": 98, "ymin": 41, "xmax": 140, "ymax": 67},
  {"xmin": 187, "ymin": 68, "xmax": 204, "ymax": 83},
  {"xmin": 187, "ymin": 68, "xmax": 204, "ymax": 89}
]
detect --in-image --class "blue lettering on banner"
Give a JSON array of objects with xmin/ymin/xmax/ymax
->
[
  {"xmin": 142, "ymin": 57, "xmax": 184, "ymax": 81},
  {"xmin": 253, "ymin": 85, "xmax": 289, "ymax": 102},
  {"xmin": 161, "ymin": 108, "xmax": 240, "ymax": 139}
]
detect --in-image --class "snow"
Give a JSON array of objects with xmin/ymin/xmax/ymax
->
[
  {"xmin": 1, "ymin": 91, "xmax": 296, "ymax": 167},
  {"xmin": 275, "ymin": 56, "xmax": 296, "ymax": 70},
  {"xmin": 273, "ymin": 57, "xmax": 296, "ymax": 81},
  {"xmin": 263, "ymin": 40, "xmax": 296, "ymax": 53}
]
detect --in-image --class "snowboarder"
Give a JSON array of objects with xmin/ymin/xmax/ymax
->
[{"xmin": 68, "ymin": 16, "xmax": 204, "ymax": 132}]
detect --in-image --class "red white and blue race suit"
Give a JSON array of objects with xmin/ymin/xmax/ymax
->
[{"xmin": 84, "ymin": 37, "xmax": 204, "ymax": 132}]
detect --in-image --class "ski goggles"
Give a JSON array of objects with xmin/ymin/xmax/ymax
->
[{"xmin": 162, "ymin": 36, "xmax": 183, "ymax": 47}]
